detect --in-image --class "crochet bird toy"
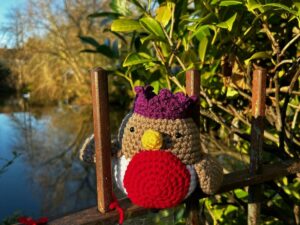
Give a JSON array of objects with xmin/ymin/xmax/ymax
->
[{"xmin": 81, "ymin": 85, "xmax": 223, "ymax": 210}]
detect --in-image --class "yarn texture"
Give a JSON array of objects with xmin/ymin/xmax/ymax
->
[
  {"xmin": 123, "ymin": 150, "xmax": 191, "ymax": 208},
  {"xmin": 121, "ymin": 114, "xmax": 201, "ymax": 165},
  {"xmin": 195, "ymin": 154, "xmax": 224, "ymax": 194},
  {"xmin": 134, "ymin": 86, "xmax": 198, "ymax": 119},
  {"xmin": 141, "ymin": 129, "xmax": 163, "ymax": 150},
  {"xmin": 79, "ymin": 85, "xmax": 224, "ymax": 213}
]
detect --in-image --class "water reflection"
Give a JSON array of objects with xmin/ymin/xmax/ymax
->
[
  {"xmin": 0, "ymin": 97, "xmax": 248, "ymax": 224},
  {"xmin": 0, "ymin": 99, "xmax": 126, "ymax": 221}
]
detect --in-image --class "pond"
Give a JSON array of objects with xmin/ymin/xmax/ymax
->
[
  {"xmin": 0, "ymin": 97, "xmax": 247, "ymax": 224},
  {"xmin": 0, "ymin": 97, "xmax": 126, "ymax": 222}
]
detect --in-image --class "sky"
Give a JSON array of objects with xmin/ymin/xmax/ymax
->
[{"xmin": 0, "ymin": 0, "xmax": 26, "ymax": 47}]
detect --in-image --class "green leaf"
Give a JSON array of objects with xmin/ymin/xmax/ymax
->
[
  {"xmin": 226, "ymin": 87, "xmax": 239, "ymax": 98},
  {"xmin": 175, "ymin": 206, "xmax": 185, "ymax": 222},
  {"xmin": 219, "ymin": 0, "xmax": 242, "ymax": 7},
  {"xmin": 224, "ymin": 205, "xmax": 238, "ymax": 215},
  {"xmin": 133, "ymin": 79, "xmax": 144, "ymax": 87},
  {"xmin": 103, "ymin": 28, "xmax": 127, "ymax": 44},
  {"xmin": 150, "ymin": 81, "xmax": 160, "ymax": 93},
  {"xmin": 217, "ymin": 13, "xmax": 237, "ymax": 31},
  {"xmin": 244, "ymin": 51, "xmax": 272, "ymax": 65},
  {"xmin": 234, "ymin": 189, "xmax": 248, "ymax": 199},
  {"xmin": 140, "ymin": 17, "xmax": 167, "ymax": 41},
  {"xmin": 79, "ymin": 36, "xmax": 101, "ymax": 48},
  {"xmin": 140, "ymin": 35, "xmax": 159, "ymax": 44},
  {"xmin": 111, "ymin": 19, "xmax": 142, "ymax": 32},
  {"xmin": 88, "ymin": 12, "xmax": 121, "ymax": 19},
  {"xmin": 81, "ymin": 45, "xmax": 115, "ymax": 58},
  {"xmin": 199, "ymin": 36, "xmax": 208, "ymax": 63},
  {"xmin": 246, "ymin": 0, "xmax": 261, "ymax": 11},
  {"xmin": 123, "ymin": 53, "xmax": 153, "ymax": 67},
  {"xmin": 155, "ymin": 3, "xmax": 174, "ymax": 27},
  {"xmin": 110, "ymin": 0, "xmax": 130, "ymax": 15},
  {"xmin": 263, "ymin": 3, "xmax": 298, "ymax": 15},
  {"xmin": 190, "ymin": 25, "xmax": 210, "ymax": 41}
]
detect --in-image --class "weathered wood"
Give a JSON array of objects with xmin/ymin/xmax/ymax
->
[
  {"xmin": 49, "ymin": 198, "xmax": 150, "ymax": 225},
  {"xmin": 186, "ymin": 69, "xmax": 200, "ymax": 126},
  {"xmin": 49, "ymin": 160, "xmax": 300, "ymax": 225},
  {"xmin": 91, "ymin": 68, "xmax": 113, "ymax": 213},
  {"xmin": 185, "ymin": 69, "xmax": 200, "ymax": 225},
  {"xmin": 248, "ymin": 68, "xmax": 267, "ymax": 225}
]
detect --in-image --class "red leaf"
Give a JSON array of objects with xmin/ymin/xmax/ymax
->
[{"xmin": 18, "ymin": 217, "xmax": 35, "ymax": 225}]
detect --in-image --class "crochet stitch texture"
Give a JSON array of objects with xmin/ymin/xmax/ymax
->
[
  {"xmin": 133, "ymin": 86, "xmax": 198, "ymax": 119},
  {"xmin": 124, "ymin": 151, "xmax": 191, "ymax": 208},
  {"xmin": 121, "ymin": 113, "xmax": 202, "ymax": 164},
  {"xmin": 79, "ymin": 85, "xmax": 224, "ymax": 210}
]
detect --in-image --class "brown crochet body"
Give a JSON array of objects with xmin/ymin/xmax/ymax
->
[{"xmin": 121, "ymin": 113, "xmax": 202, "ymax": 165}]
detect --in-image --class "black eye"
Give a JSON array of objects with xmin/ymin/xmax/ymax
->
[
  {"xmin": 175, "ymin": 132, "xmax": 182, "ymax": 138},
  {"xmin": 129, "ymin": 127, "xmax": 135, "ymax": 132}
]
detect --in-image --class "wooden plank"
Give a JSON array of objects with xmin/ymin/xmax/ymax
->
[
  {"xmin": 49, "ymin": 198, "xmax": 149, "ymax": 225},
  {"xmin": 185, "ymin": 70, "xmax": 200, "ymax": 225},
  {"xmin": 49, "ymin": 160, "xmax": 300, "ymax": 225},
  {"xmin": 248, "ymin": 67, "xmax": 267, "ymax": 225},
  {"xmin": 186, "ymin": 69, "xmax": 200, "ymax": 126},
  {"xmin": 90, "ymin": 68, "xmax": 113, "ymax": 213}
]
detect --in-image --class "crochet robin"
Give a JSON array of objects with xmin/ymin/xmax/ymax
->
[{"xmin": 80, "ymin": 86, "xmax": 223, "ymax": 209}]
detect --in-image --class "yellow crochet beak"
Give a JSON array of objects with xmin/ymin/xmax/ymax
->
[{"xmin": 141, "ymin": 129, "xmax": 163, "ymax": 150}]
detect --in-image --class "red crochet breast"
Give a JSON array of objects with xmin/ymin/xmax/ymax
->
[{"xmin": 123, "ymin": 150, "xmax": 191, "ymax": 208}]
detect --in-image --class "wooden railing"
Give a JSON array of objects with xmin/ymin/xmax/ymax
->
[{"xmin": 50, "ymin": 68, "xmax": 300, "ymax": 225}]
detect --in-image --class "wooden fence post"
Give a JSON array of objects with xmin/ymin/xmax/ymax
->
[
  {"xmin": 91, "ymin": 68, "xmax": 113, "ymax": 213},
  {"xmin": 248, "ymin": 67, "xmax": 267, "ymax": 225},
  {"xmin": 185, "ymin": 70, "xmax": 201, "ymax": 225}
]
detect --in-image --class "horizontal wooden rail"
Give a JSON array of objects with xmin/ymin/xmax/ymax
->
[{"xmin": 50, "ymin": 160, "xmax": 300, "ymax": 225}]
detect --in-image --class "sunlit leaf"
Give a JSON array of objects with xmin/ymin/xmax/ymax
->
[
  {"xmin": 246, "ymin": 0, "xmax": 261, "ymax": 11},
  {"xmin": 244, "ymin": 51, "xmax": 272, "ymax": 65},
  {"xmin": 123, "ymin": 52, "xmax": 152, "ymax": 67},
  {"xmin": 234, "ymin": 189, "xmax": 248, "ymax": 198},
  {"xmin": 292, "ymin": 190, "xmax": 300, "ymax": 200},
  {"xmin": 140, "ymin": 35, "xmax": 158, "ymax": 44},
  {"xmin": 217, "ymin": 13, "xmax": 237, "ymax": 31},
  {"xmin": 190, "ymin": 25, "xmax": 210, "ymax": 41},
  {"xmin": 226, "ymin": 87, "xmax": 239, "ymax": 98},
  {"xmin": 151, "ymin": 81, "xmax": 160, "ymax": 93},
  {"xmin": 224, "ymin": 205, "xmax": 238, "ymax": 215},
  {"xmin": 263, "ymin": 3, "xmax": 298, "ymax": 16},
  {"xmin": 110, "ymin": 0, "xmax": 130, "ymax": 15},
  {"xmin": 219, "ymin": 0, "xmax": 242, "ymax": 7},
  {"xmin": 158, "ymin": 42, "xmax": 169, "ymax": 57},
  {"xmin": 155, "ymin": 3, "xmax": 174, "ymax": 27},
  {"xmin": 111, "ymin": 19, "xmax": 142, "ymax": 32},
  {"xmin": 199, "ymin": 36, "xmax": 208, "ymax": 63},
  {"xmin": 133, "ymin": 79, "xmax": 144, "ymax": 87},
  {"xmin": 140, "ymin": 17, "xmax": 167, "ymax": 41}
]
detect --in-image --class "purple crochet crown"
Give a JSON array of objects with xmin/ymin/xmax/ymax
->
[{"xmin": 133, "ymin": 86, "xmax": 198, "ymax": 119}]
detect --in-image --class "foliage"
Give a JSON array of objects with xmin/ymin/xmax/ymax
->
[
  {"xmin": 0, "ymin": 212, "xmax": 21, "ymax": 225},
  {"xmin": 0, "ymin": 60, "xmax": 13, "ymax": 93},
  {"xmin": 1, "ymin": 0, "xmax": 299, "ymax": 223},
  {"xmin": 84, "ymin": 0, "xmax": 300, "ymax": 224},
  {"xmin": 0, "ymin": 0, "xmax": 115, "ymax": 104}
]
